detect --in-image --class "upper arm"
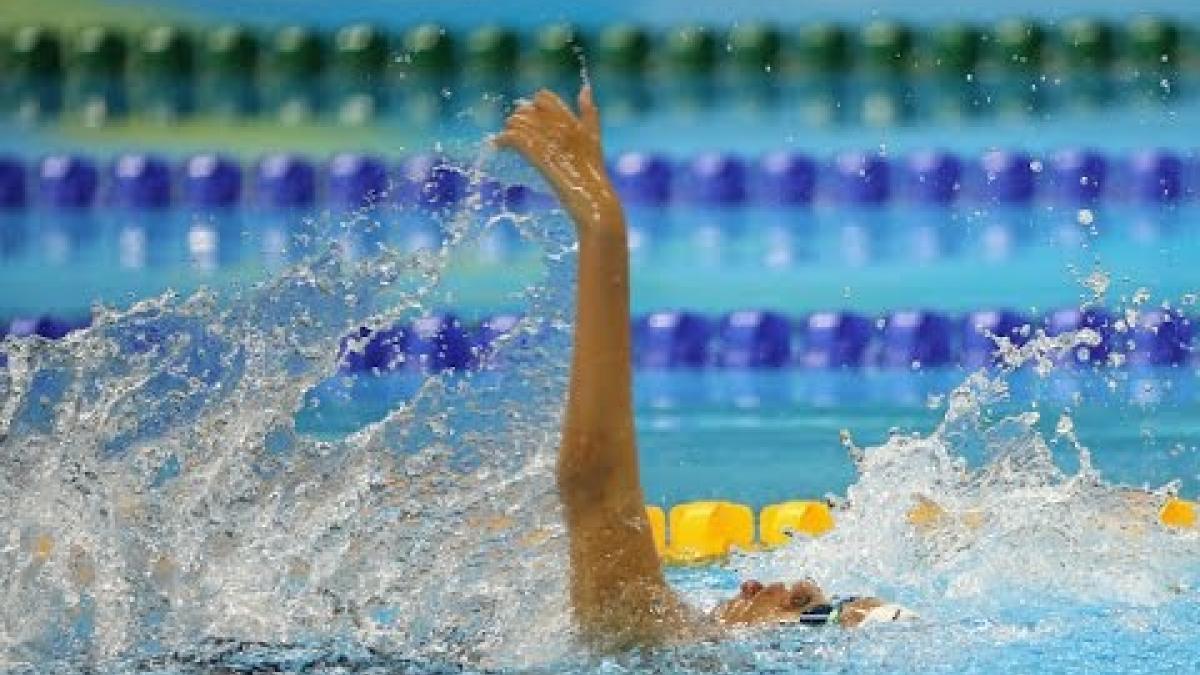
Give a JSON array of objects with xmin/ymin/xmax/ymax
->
[
  {"xmin": 558, "ymin": 430, "xmax": 689, "ymax": 649},
  {"xmin": 557, "ymin": 426, "xmax": 666, "ymax": 595},
  {"xmin": 562, "ymin": 504, "xmax": 689, "ymax": 649}
]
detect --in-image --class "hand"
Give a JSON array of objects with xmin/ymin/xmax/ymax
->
[{"xmin": 493, "ymin": 86, "xmax": 623, "ymax": 237}]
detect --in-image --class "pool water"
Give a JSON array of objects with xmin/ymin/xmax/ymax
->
[
  {"xmin": 296, "ymin": 367, "xmax": 1200, "ymax": 504},
  {"xmin": 3, "ymin": 190, "xmax": 1198, "ymax": 317},
  {"xmin": 4, "ymin": 178, "xmax": 1199, "ymax": 673},
  {"xmin": 4, "ymin": 1, "xmax": 1200, "ymax": 673}
]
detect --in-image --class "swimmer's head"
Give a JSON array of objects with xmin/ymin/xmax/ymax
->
[{"xmin": 710, "ymin": 579, "xmax": 825, "ymax": 626}]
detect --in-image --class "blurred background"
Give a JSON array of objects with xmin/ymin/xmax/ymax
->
[{"xmin": 3, "ymin": 0, "xmax": 1200, "ymax": 502}]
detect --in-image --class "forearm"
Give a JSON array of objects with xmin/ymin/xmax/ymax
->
[
  {"xmin": 569, "ymin": 226, "xmax": 633, "ymax": 427},
  {"xmin": 559, "ymin": 213, "xmax": 641, "ymax": 507}
]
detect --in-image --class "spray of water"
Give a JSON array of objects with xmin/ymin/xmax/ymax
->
[
  {"xmin": 731, "ymin": 326, "xmax": 1197, "ymax": 618},
  {"xmin": 1, "ymin": 144, "xmax": 1197, "ymax": 673},
  {"xmin": 0, "ymin": 150, "xmax": 584, "ymax": 671}
]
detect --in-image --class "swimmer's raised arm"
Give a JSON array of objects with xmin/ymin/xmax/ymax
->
[
  {"xmin": 494, "ymin": 87, "xmax": 911, "ymax": 648},
  {"xmin": 494, "ymin": 88, "xmax": 693, "ymax": 649}
]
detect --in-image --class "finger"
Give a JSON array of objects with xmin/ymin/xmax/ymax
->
[
  {"xmin": 506, "ymin": 100, "xmax": 538, "ymax": 122},
  {"xmin": 493, "ymin": 130, "xmax": 557, "ymax": 172},
  {"xmin": 578, "ymin": 85, "xmax": 601, "ymax": 137},
  {"xmin": 494, "ymin": 134, "xmax": 559, "ymax": 184},
  {"xmin": 506, "ymin": 117, "xmax": 544, "ymax": 140},
  {"xmin": 505, "ymin": 100, "xmax": 537, "ymax": 125},
  {"xmin": 533, "ymin": 89, "xmax": 578, "ymax": 125},
  {"xmin": 506, "ymin": 101, "xmax": 553, "ymax": 128},
  {"xmin": 494, "ymin": 126, "xmax": 575, "ymax": 190},
  {"xmin": 507, "ymin": 113, "xmax": 574, "ymax": 152},
  {"xmin": 490, "ymin": 129, "xmax": 529, "ymax": 153},
  {"xmin": 494, "ymin": 128, "xmax": 547, "ymax": 151},
  {"xmin": 504, "ymin": 109, "xmax": 538, "ymax": 131}
]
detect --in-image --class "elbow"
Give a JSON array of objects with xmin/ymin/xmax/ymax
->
[
  {"xmin": 557, "ymin": 429, "xmax": 633, "ymax": 509},
  {"xmin": 557, "ymin": 455, "xmax": 620, "ymax": 511}
]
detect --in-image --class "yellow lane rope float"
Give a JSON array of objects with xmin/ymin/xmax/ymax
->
[
  {"xmin": 647, "ymin": 497, "xmax": 1198, "ymax": 566},
  {"xmin": 647, "ymin": 500, "xmax": 834, "ymax": 565}
]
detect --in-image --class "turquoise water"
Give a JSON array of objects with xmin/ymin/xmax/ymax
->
[
  {"xmin": 3, "ymin": 201, "xmax": 1198, "ymax": 317},
  {"xmin": 4, "ymin": 179, "xmax": 1199, "ymax": 672},
  {"xmin": 299, "ymin": 367, "xmax": 1200, "ymax": 504},
  {"xmin": 4, "ymin": 2, "xmax": 1200, "ymax": 673}
]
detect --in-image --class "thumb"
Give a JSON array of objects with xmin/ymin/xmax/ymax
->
[{"xmin": 578, "ymin": 84, "xmax": 601, "ymax": 139}]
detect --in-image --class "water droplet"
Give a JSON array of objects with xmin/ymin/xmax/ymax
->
[{"xmin": 1082, "ymin": 269, "xmax": 1109, "ymax": 297}]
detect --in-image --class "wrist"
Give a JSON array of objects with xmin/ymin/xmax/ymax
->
[
  {"xmin": 575, "ymin": 207, "xmax": 627, "ymax": 243},
  {"xmin": 567, "ymin": 186, "xmax": 625, "ymax": 233}
]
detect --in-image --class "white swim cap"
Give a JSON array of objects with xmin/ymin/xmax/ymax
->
[{"xmin": 858, "ymin": 603, "xmax": 919, "ymax": 626}]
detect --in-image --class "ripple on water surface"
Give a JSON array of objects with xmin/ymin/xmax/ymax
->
[{"xmin": 1, "ymin": 148, "xmax": 1198, "ymax": 674}]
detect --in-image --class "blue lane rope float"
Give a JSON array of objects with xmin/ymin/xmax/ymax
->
[
  {"xmin": 3, "ymin": 152, "xmax": 520, "ymax": 212},
  {"xmin": 361, "ymin": 307, "xmax": 1196, "ymax": 372},
  {"xmin": 613, "ymin": 147, "xmax": 1197, "ymax": 207},
  {"xmin": 0, "ymin": 149, "xmax": 1196, "ymax": 211},
  {"xmin": 5, "ymin": 307, "xmax": 1192, "ymax": 372}
]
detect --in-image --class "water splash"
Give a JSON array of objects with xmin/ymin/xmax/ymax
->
[
  {"xmin": 733, "ymin": 328, "xmax": 1198, "ymax": 626},
  {"xmin": 1, "ymin": 150, "xmax": 1198, "ymax": 673},
  {"xmin": 0, "ymin": 154, "xmax": 580, "ymax": 671}
]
